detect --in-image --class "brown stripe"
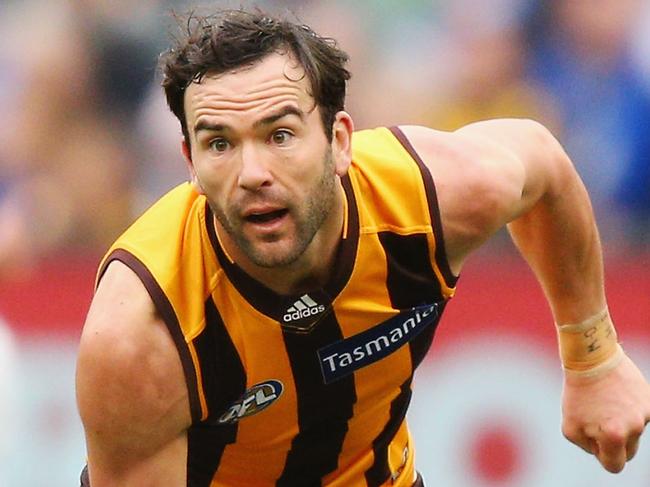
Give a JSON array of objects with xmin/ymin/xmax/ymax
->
[
  {"xmin": 377, "ymin": 232, "xmax": 446, "ymax": 369},
  {"xmin": 364, "ymin": 379, "xmax": 412, "ymax": 487},
  {"xmin": 277, "ymin": 310, "xmax": 357, "ymax": 485},
  {"xmin": 377, "ymin": 232, "xmax": 443, "ymax": 305},
  {"xmin": 327, "ymin": 174, "xmax": 360, "ymax": 296},
  {"xmin": 194, "ymin": 297, "xmax": 247, "ymax": 423},
  {"xmin": 366, "ymin": 232, "xmax": 447, "ymax": 484},
  {"xmin": 98, "ymin": 249, "xmax": 202, "ymax": 422},
  {"xmin": 185, "ymin": 296, "xmax": 247, "ymax": 486},
  {"xmin": 186, "ymin": 424, "xmax": 237, "ymax": 487},
  {"xmin": 388, "ymin": 126, "xmax": 457, "ymax": 288}
]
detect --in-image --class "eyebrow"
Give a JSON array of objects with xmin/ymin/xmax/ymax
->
[{"xmin": 193, "ymin": 105, "xmax": 305, "ymax": 135}]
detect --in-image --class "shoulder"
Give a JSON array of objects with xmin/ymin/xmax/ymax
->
[
  {"xmin": 105, "ymin": 183, "xmax": 204, "ymax": 262},
  {"xmin": 398, "ymin": 121, "xmax": 528, "ymax": 205},
  {"xmin": 76, "ymin": 260, "xmax": 190, "ymax": 463},
  {"xmin": 396, "ymin": 120, "xmax": 559, "ymax": 271},
  {"xmin": 398, "ymin": 119, "xmax": 555, "ymax": 174}
]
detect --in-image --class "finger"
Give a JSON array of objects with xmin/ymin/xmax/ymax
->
[
  {"xmin": 589, "ymin": 438, "xmax": 599, "ymax": 457},
  {"xmin": 626, "ymin": 419, "xmax": 647, "ymax": 461},
  {"xmin": 598, "ymin": 443, "xmax": 627, "ymax": 473},
  {"xmin": 562, "ymin": 424, "xmax": 593, "ymax": 455},
  {"xmin": 595, "ymin": 429, "xmax": 627, "ymax": 473},
  {"xmin": 626, "ymin": 435, "xmax": 640, "ymax": 461}
]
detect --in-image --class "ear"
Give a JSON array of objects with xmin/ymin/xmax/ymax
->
[
  {"xmin": 331, "ymin": 111, "xmax": 354, "ymax": 177},
  {"xmin": 181, "ymin": 139, "xmax": 204, "ymax": 195}
]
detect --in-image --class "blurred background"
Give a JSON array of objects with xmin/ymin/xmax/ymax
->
[{"xmin": 0, "ymin": 0, "xmax": 649, "ymax": 485}]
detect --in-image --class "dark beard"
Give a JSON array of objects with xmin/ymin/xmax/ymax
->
[{"xmin": 211, "ymin": 149, "xmax": 337, "ymax": 268}]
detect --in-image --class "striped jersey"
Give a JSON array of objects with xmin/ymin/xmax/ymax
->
[{"xmin": 98, "ymin": 126, "xmax": 458, "ymax": 486}]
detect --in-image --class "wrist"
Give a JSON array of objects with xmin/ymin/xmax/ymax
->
[{"xmin": 556, "ymin": 307, "xmax": 621, "ymax": 377}]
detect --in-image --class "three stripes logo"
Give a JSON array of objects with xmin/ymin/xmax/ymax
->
[{"xmin": 282, "ymin": 294, "xmax": 326, "ymax": 323}]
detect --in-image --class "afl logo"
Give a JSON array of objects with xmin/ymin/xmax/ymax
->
[{"xmin": 217, "ymin": 380, "xmax": 284, "ymax": 425}]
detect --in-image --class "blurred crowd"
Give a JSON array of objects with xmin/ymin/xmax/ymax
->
[{"xmin": 1, "ymin": 0, "xmax": 649, "ymax": 279}]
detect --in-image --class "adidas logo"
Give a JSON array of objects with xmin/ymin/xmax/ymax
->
[{"xmin": 282, "ymin": 294, "xmax": 326, "ymax": 322}]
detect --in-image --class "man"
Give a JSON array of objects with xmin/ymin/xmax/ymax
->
[{"xmin": 76, "ymin": 9, "xmax": 650, "ymax": 487}]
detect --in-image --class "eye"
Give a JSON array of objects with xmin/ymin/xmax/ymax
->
[
  {"xmin": 209, "ymin": 138, "xmax": 230, "ymax": 153},
  {"xmin": 270, "ymin": 129, "xmax": 293, "ymax": 145}
]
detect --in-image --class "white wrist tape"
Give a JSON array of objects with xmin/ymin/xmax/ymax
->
[
  {"xmin": 561, "ymin": 344, "xmax": 625, "ymax": 378},
  {"xmin": 556, "ymin": 307, "xmax": 621, "ymax": 376}
]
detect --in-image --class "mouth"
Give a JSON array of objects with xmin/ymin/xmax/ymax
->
[{"xmin": 244, "ymin": 208, "xmax": 289, "ymax": 225}]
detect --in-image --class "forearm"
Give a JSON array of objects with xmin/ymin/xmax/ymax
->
[
  {"xmin": 442, "ymin": 120, "xmax": 649, "ymax": 474},
  {"xmin": 507, "ymin": 145, "xmax": 606, "ymax": 324}
]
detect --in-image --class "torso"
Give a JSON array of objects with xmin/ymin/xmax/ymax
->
[{"xmin": 98, "ymin": 127, "xmax": 457, "ymax": 487}]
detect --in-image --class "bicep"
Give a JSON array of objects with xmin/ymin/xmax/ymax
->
[
  {"xmin": 454, "ymin": 118, "xmax": 570, "ymax": 220},
  {"xmin": 84, "ymin": 431, "xmax": 187, "ymax": 487},
  {"xmin": 77, "ymin": 352, "xmax": 187, "ymax": 487},
  {"xmin": 76, "ymin": 261, "xmax": 191, "ymax": 486}
]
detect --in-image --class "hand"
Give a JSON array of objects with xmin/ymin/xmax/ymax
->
[{"xmin": 561, "ymin": 352, "xmax": 650, "ymax": 473}]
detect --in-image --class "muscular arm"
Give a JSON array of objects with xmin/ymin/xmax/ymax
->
[
  {"xmin": 76, "ymin": 261, "xmax": 191, "ymax": 486},
  {"xmin": 458, "ymin": 119, "xmax": 604, "ymax": 323},
  {"xmin": 399, "ymin": 120, "xmax": 650, "ymax": 473},
  {"xmin": 402, "ymin": 119, "xmax": 604, "ymax": 320}
]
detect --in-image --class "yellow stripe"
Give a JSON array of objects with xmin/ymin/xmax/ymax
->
[
  {"xmin": 341, "ymin": 183, "xmax": 350, "ymax": 239},
  {"xmin": 365, "ymin": 128, "xmax": 457, "ymax": 298}
]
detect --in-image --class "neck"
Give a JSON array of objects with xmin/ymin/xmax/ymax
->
[{"xmin": 215, "ymin": 183, "xmax": 346, "ymax": 295}]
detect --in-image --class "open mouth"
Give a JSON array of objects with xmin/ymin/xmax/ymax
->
[{"xmin": 245, "ymin": 209, "xmax": 288, "ymax": 224}]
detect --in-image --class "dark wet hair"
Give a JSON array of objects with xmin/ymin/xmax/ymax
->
[{"xmin": 160, "ymin": 8, "xmax": 351, "ymax": 144}]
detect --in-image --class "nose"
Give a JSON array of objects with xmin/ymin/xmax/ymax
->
[{"xmin": 237, "ymin": 142, "xmax": 272, "ymax": 191}]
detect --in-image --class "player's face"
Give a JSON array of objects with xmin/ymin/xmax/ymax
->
[{"xmin": 183, "ymin": 52, "xmax": 351, "ymax": 268}]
